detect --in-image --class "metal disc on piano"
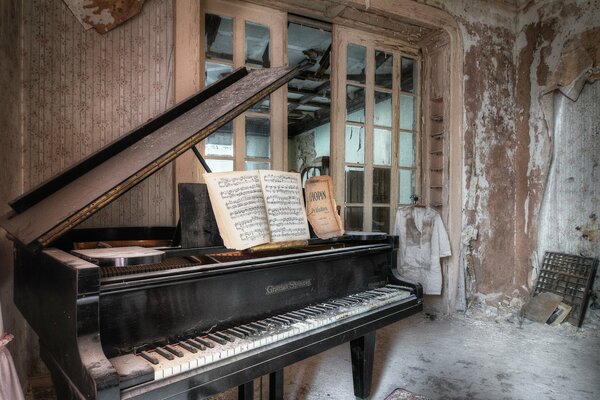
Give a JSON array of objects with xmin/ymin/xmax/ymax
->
[
  {"xmin": 344, "ymin": 231, "xmax": 388, "ymax": 240},
  {"xmin": 71, "ymin": 246, "xmax": 166, "ymax": 267}
]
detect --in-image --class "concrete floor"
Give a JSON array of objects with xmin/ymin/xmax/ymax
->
[{"xmin": 214, "ymin": 311, "xmax": 600, "ymax": 400}]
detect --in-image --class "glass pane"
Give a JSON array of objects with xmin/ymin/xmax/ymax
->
[
  {"xmin": 205, "ymin": 62, "xmax": 232, "ymax": 86},
  {"xmin": 206, "ymin": 159, "xmax": 233, "ymax": 173},
  {"xmin": 373, "ymin": 168, "xmax": 391, "ymax": 204},
  {"xmin": 375, "ymin": 51, "xmax": 393, "ymax": 89},
  {"xmin": 345, "ymin": 125, "xmax": 365, "ymax": 164},
  {"xmin": 399, "ymin": 132, "xmax": 416, "ymax": 167},
  {"xmin": 245, "ymin": 161, "xmax": 271, "ymax": 170},
  {"xmin": 346, "ymin": 85, "xmax": 365, "ymax": 123},
  {"xmin": 205, "ymin": 121, "xmax": 233, "ymax": 156},
  {"xmin": 372, "ymin": 207, "xmax": 390, "ymax": 233},
  {"xmin": 345, "ymin": 207, "xmax": 364, "ymax": 231},
  {"xmin": 399, "ymin": 169, "xmax": 416, "ymax": 205},
  {"xmin": 245, "ymin": 117, "xmax": 270, "ymax": 158},
  {"xmin": 245, "ymin": 21, "xmax": 270, "ymax": 67},
  {"xmin": 374, "ymin": 91, "xmax": 392, "ymax": 127},
  {"xmin": 249, "ymin": 94, "xmax": 270, "ymax": 113},
  {"xmin": 205, "ymin": 14, "xmax": 233, "ymax": 61},
  {"xmin": 345, "ymin": 166, "xmax": 364, "ymax": 204},
  {"xmin": 347, "ymin": 44, "xmax": 366, "ymax": 84},
  {"xmin": 373, "ymin": 129, "xmax": 391, "ymax": 165},
  {"xmin": 401, "ymin": 57, "xmax": 416, "ymax": 93},
  {"xmin": 400, "ymin": 94, "xmax": 415, "ymax": 131}
]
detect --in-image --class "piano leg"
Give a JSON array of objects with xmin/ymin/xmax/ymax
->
[
  {"xmin": 238, "ymin": 381, "xmax": 254, "ymax": 400},
  {"xmin": 269, "ymin": 369, "xmax": 284, "ymax": 400},
  {"xmin": 350, "ymin": 331, "xmax": 376, "ymax": 399}
]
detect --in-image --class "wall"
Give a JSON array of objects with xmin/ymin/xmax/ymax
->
[
  {"xmin": 1, "ymin": 0, "xmax": 176, "ymax": 387},
  {"xmin": 417, "ymin": 0, "xmax": 600, "ymax": 312},
  {"xmin": 22, "ymin": 0, "xmax": 175, "ymax": 228},
  {"xmin": 0, "ymin": 0, "xmax": 40, "ymax": 387}
]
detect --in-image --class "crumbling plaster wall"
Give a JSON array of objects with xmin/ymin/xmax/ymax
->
[
  {"xmin": 419, "ymin": 0, "xmax": 600, "ymax": 308},
  {"xmin": 515, "ymin": 0, "xmax": 600, "ymax": 292}
]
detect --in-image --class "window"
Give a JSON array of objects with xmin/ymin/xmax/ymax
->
[
  {"xmin": 199, "ymin": 1, "xmax": 286, "ymax": 172},
  {"xmin": 198, "ymin": 4, "xmax": 422, "ymax": 235},
  {"xmin": 335, "ymin": 27, "xmax": 420, "ymax": 233}
]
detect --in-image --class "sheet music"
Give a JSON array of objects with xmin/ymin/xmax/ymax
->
[
  {"xmin": 204, "ymin": 171, "xmax": 270, "ymax": 250},
  {"xmin": 259, "ymin": 171, "xmax": 310, "ymax": 243}
]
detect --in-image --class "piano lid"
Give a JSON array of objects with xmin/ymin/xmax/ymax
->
[{"xmin": 1, "ymin": 66, "xmax": 298, "ymax": 247}]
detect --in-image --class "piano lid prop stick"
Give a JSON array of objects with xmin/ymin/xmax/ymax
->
[{"xmin": 245, "ymin": 240, "xmax": 308, "ymax": 253}]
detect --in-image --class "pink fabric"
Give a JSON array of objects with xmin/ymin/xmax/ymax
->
[{"xmin": 0, "ymin": 335, "xmax": 25, "ymax": 400}]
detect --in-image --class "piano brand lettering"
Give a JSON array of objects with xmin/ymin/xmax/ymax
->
[
  {"xmin": 308, "ymin": 190, "xmax": 327, "ymax": 202},
  {"xmin": 265, "ymin": 279, "xmax": 312, "ymax": 295}
]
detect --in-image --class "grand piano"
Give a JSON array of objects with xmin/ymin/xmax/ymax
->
[{"xmin": 1, "ymin": 66, "xmax": 423, "ymax": 400}]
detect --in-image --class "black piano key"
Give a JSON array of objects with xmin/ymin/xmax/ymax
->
[
  {"xmin": 271, "ymin": 316, "xmax": 291, "ymax": 325},
  {"xmin": 179, "ymin": 341, "xmax": 198, "ymax": 353},
  {"xmin": 195, "ymin": 337, "xmax": 215, "ymax": 348},
  {"xmin": 207, "ymin": 333, "xmax": 228, "ymax": 345},
  {"xmin": 322, "ymin": 302, "xmax": 340, "ymax": 309},
  {"xmin": 165, "ymin": 344, "xmax": 184, "ymax": 357},
  {"xmin": 249, "ymin": 322, "xmax": 268, "ymax": 332},
  {"xmin": 265, "ymin": 318, "xmax": 283, "ymax": 327},
  {"xmin": 254, "ymin": 321, "xmax": 270, "ymax": 329},
  {"xmin": 312, "ymin": 305, "xmax": 331, "ymax": 312},
  {"xmin": 320, "ymin": 303, "xmax": 338, "ymax": 310},
  {"xmin": 299, "ymin": 309, "xmax": 318, "ymax": 317},
  {"xmin": 306, "ymin": 306, "xmax": 325, "ymax": 314},
  {"xmin": 215, "ymin": 331, "xmax": 235, "ymax": 342},
  {"xmin": 283, "ymin": 313, "xmax": 303, "ymax": 322},
  {"xmin": 139, "ymin": 351, "xmax": 159, "ymax": 365},
  {"xmin": 287, "ymin": 311, "xmax": 306, "ymax": 320},
  {"xmin": 237, "ymin": 326, "xmax": 256, "ymax": 336},
  {"xmin": 187, "ymin": 339, "xmax": 206, "ymax": 351},
  {"xmin": 225, "ymin": 328, "xmax": 246, "ymax": 339},
  {"xmin": 154, "ymin": 347, "xmax": 175, "ymax": 361}
]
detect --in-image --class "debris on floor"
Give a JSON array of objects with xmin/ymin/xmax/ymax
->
[
  {"xmin": 384, "ymin": 387, "xmax": 430, "ymax": 400},
  {"xmin": 521, "ymin": 292, "xmax": 563, "ymax": 323}
]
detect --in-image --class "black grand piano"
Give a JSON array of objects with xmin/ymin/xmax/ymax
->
[{"xmin": 1, "ymin": 66, "xmax": 423, "ymax": 400}]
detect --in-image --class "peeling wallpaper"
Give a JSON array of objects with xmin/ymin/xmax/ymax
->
[{"xmin": 22, "ymin": 0, "xmax": 175, "ymax": 229}]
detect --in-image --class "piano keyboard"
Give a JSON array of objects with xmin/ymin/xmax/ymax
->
[{"xmin": 136, "ymin": 285, "xmax": 411, "ymax": 381}]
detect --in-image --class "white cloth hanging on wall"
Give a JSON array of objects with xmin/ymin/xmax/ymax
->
[
  {"xmin": 393, "ymin": 206, "xmax": 451, "ymax": 295},
  {"xmin": 0, "ymin": 302, "xmax": 26, "ymax": 400}
]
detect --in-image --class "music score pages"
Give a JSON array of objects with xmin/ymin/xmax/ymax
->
[{"xmin": 204, "ymin": 170, "xmax": 310, "ymax": 250}]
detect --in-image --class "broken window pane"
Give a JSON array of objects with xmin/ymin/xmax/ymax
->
[
  {"xmin": 205, "ymin": 62, "xmax": 232, "ymax": 86},
  {"xmin": 286, "ymin": 21, "xmax": 332, "ymax": 169},
  {"xmin": 375, "ymin": 51, "xmax": 393, "ymax": 89},
  {"xmin": 373, "ymin": 128, "xmax": 391, "ymax": 166},
  {"xmin": 401, "ymin": 57, "xmax": 416, "ymax": 93},
  {"xmin": 372, "ymin": 207, "xmax": 390, "ymax": 233},
  {"xmin": 345, "ymin": 166, "xmax": 364, "ymax": 204},
  {"xmin": 245, "ymin": 21, "xmax": 270, "ymax": 67},
  {"xmin": 205, "ymin": 14, "xmax": 233, "ymax": 61},
  {"xmin": 346, "ymin": 85, "xmax": 365, "ymax": 123},
  {"xmin": 373, "ymin": 168, "xmax": 391, "ymax": 204},
  {"xmin": 345, "ymin": 125, "xmax": 365, "ymax": 164},
  {"xmin": 347, "ymin": 43, "xmax": 366, "ymax": 84},
  {"xmin": 245, "ymin": 116, "xmax": 270, "ymax": 158}
]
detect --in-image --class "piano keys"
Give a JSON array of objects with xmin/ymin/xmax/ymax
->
[{"xmin": 0, "ymin": 65, "xmax": 423, "ymax": 400}]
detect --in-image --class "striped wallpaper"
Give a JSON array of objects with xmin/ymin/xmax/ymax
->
[{"xmin": 22, "ymin": 0, "xmax": 176, "ymax": 228}]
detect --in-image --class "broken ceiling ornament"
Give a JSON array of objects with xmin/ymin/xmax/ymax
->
[{"xmin": 62, "ymin": 0, "xmax": 146, "ymax": 34}]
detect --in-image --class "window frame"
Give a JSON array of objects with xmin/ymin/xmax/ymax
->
[{"xmin": 331, "ymin": 26, "xmax": 422, "ymax": 233}]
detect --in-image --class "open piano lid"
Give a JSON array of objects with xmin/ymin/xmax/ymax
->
[{"xmin": 1, "ymin": 66, "xmax": 298, "ymax": 248}]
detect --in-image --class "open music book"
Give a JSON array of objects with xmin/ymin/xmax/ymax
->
[{"xmin": 204, "ymin": 170, "xmax": 310, "ymax": 250}]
